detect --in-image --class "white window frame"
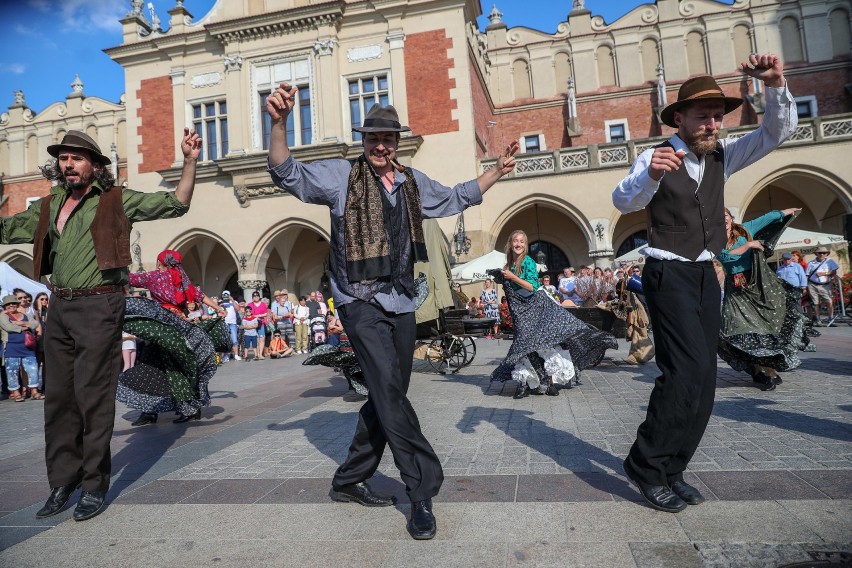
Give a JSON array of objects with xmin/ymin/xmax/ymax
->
[
  {"xmin": 794, "ymin": 95, "xmax": 817, "ymax": 119},
  {"xmin": 250, "ymin": 55, "xmax": 314, "ymax": 151},
  {"xmin": 604, "ymin": 119, "xmax": 630, "ymax": 143},
  {"xmin": 343, "ymin": 70, "xmax": 393, "ymax": 142},
  {"xmin": 520, "ymin": 133, "xmax": 546, "ymax": 153},
  {"xmin": 187, "ymin": 98, "xmax": 229, "ymax": 162},
  {"xmin": 25, "ymin": 196, "xmax": 39, "ymax": 209}
]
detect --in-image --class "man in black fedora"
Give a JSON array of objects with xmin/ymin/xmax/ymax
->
[
  {"xmin": 0, "ymin": 128, "xmax": 202, "ymax": 521},
  {"xmin": 612, "ymin": 54, "xmax": 798, "ymax": 512},
  {"xmin": 266, "ymin": 85, "xmax": 519, "ymax": 539}
]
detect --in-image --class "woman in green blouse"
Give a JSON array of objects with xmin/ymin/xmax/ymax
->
[{"xmin": 491, "ymin": 230, "xmax": 617, "ymax": 398}]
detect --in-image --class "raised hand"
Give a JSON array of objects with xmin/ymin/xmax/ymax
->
[
  {"xmin": 781, "ymin": 207, "xmax": 801, "ymax": 217},
  {"xmin": 496, "ymin": 141, "xmax": 520, "ymax": 175},
  {"xmin": 266, "ymin": 83, "xmax": 298, "ymax": 123},
  {"xmin": 739, "ymin": 53, "xmax": 784, "ymax": 88},
  {"xmin": 648, "ymin": 147, "xmax": 686, "ymax": 181},
  {"xmin": 181, "ymin": 127, "xmax": 202, "ymax": 160}
]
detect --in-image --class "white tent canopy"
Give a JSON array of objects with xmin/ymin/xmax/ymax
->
[
  {"xmin": 613, "ymin": 226, "xmax": 848, "ymax": 266},
  {"xmin": 451, "ymin": 250, "xmax": 547, "ymax": 284},
  {"xmin": 0, "ymin": 262, "xmax": 49, "ymax": 299},
  {"xmin": 451, "ymin": 250, "xmax": 507, "ymax": 284}
]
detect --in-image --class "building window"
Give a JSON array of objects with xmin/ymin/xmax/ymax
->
[
  {"xmin": 258, "ymin": 85, "xmax": 312, "ymax": 149},
  {"xmin": 794, "ymin": 96, "xmax": 817, "ymax": 119},
  {"xmin": 605, "ymin": 119, "xmax": 630, "ymax": 143},
  {"xmin": 191, "ymin": 100, "xmax": 228, "ymax": 161},
  {"xmin": 25, "ymin": 196, "xmax": 40, "ymax": 209},
  {"xmin": 348, "ymin": 74, "xmax": 390, "ymax": 141},
  {"xmin": 521, "ymin": 134, "xmax": 545, "ymax": 153},
  {"xmin": 253, "ymin": 58, "xmax": 313, "ymax": 150}
]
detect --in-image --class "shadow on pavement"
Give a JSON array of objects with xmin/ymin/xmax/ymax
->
[
  {"xmin": 713, "ymin": 399, "xmax": 852, "ymax": 442},
  {"xmin": 456, "ymin": 406, "xmax": 634, "ymax": 498}
]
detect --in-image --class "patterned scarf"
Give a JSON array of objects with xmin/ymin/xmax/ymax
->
[
  {"xmin": 157, "ymin": 249, "xmax": 196, "ymax": 306},
  {"xmin": 343, "ymin": 155, "xmax": 428, "ymax": 283}
]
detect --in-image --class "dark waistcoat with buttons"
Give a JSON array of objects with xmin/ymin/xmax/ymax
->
[{"xmin": 645, "ymin": 141, "xmax": 726, "ymax": 260}]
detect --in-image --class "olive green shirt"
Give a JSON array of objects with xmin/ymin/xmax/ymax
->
[{"xmin": 0, "ymin": 181, "xmax": 189, "ymax": 289}]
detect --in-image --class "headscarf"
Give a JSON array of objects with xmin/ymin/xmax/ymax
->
[{"xmin": 157, "ymin": 249, "xmax": 197, "ymax": 306}]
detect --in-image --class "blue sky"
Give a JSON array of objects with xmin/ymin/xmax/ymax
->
[{"xmin": 1, "ymin": 0, "xmax": 734, "ymax": 114}]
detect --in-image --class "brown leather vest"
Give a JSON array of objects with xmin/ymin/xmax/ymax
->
[
  {"xmin": 33, "ymin": 186, "xmax": 132, "ymax": 280},
  {"xmin": 646, "ymin": 141, "xmax": 726, "ymax": 260}
]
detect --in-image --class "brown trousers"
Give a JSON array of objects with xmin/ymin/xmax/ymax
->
[{"xmin": 43, "ymin": 292, "xmax": 125, "ymax": 492}]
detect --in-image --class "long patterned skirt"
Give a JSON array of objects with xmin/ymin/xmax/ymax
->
[
  {"xmin": 117, "ymin": 298, "xmax": 218, "ymax": 416},
  {"xmin": 491, "ymin": 287, "xmax": 617, "ymax": 390}
]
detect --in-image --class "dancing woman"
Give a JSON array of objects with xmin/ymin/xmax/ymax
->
[
  {"xmin": 718, "ymin": 208, "xmax": 807, "ymax": 391},
  {"xmin": 491, "ymin": 230, "xmax": 617, "ymax": 398},
  {"xmin": 119, "ymin": 250, "xmax": 229, "ymax": 426}
]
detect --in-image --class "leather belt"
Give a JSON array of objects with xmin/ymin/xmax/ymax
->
[{"xmin": 48, "ymin": 284, "xmax": 124, "ymax": 300}]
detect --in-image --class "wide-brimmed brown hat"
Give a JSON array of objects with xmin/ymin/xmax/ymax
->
[
  {"xmin": 660, "ymin": 76, "xmax": 743, "ymax": 128},
  {"xmin": 814, "ymin": 246, "xmax": 830, "ymax": 254},
  {"xmin": 352, "ymin": 104, "xmax": 411, "ymax": 133},
  {"xmin": 47, "ymin": 130, "xmax": 111, "ymax": 165},
  {"xmin": 1, "ymin": 295, "xmax": 20, "ymax": 307}
]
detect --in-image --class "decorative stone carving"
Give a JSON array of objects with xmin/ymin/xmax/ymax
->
[
  {"xmin": 679, "ymin": 2, "xmax": 697, "ymax": 17},
  {"xmin": 386, "ymin": 32, "xmax": 405, "ymax": 51},
  {"xmin": 191, "ymin": 72, "xmax": 222, "ymax": 89},
  {"xmin": 130, "ymin": 230, "xmax": 143, "ymax": 272},
  {"xmin": 488, "ymin": 4, "xmax": 503, "ymax": 26},
  {"xmin": 238, "ymin": 280, "xmax": 267, "ymax": 291},
  {"xmin": 347, "ymin": 45, "xmax": 382, "ymax": 63},
  {"xmin": 13, "ymin": 90, "xmax": 25, "ymax": 106},
  {"xmin": 234, "ymin": 184, "xmax": 287, "ymax": 206},
  {"xmin": 224, "ymin": 55, "xmax": 243, "ymax": 72},
  {"xmin": 169, "ymin": 68, "xmax": 186, "ymax": 86},
  {"xmin": 0, "ymin": 113, "xmax": 8, "ymax": 126},
  {"xmin": 313, "ymin": 39, "xmax": 337, "ymax": 56},
  {"xmin": 590, "ymin": 16, "xmax": 608, "ymax": 31},
  {"xmin": 129, "ymin": 0, "xmax": 144, "ymax": 17},
  {"xmin": 641, "ymin": 6, "xmax": 658, "ymax": 24},
  {"xmin": 70, "ymin": 74, "xmax": 84, "ymax": 95},
  {"xmin": 572, "ymin": 0, "xmax": 585, "ymax": 9}
]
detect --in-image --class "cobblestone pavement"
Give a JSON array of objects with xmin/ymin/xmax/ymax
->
[{"xmin": 0, "ymin": 324, "xmax": 849, "ymax": 567}]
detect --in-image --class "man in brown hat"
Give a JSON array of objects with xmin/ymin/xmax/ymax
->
[
  {"xmin": 265, "ymin": 84, "xmax": 519, "ymax": 539},
  {"xmin": 805, "ymin": 247, "xmax": 839, "ymax": 325},
  {"xmin": 612, "ymin": 54, "xmax": 798, "ymax": 513},
  {"xmin": 0, "ymin": 127, "xmax": 202, "ymax": 521}
]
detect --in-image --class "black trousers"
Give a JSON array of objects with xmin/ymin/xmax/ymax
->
[
  {"xmin": 625, "ymin": 259, "xmax": 720, "ymax": 487},
  {"xmin": 43, "ymin": 292, "xmax": 125, "ymax": 492},
  {"xmin": 333, "ymin": 300, "xmax": 443, "ymax": 502}
]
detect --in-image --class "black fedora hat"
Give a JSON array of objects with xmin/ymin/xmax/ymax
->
[
  {"xmin": 659, "ymin": 76, "xmax": 743, "ymax": 128},
  {"xmin": 352, "ymin": 104, "xmax": 411, "ymax": 133},
  {"xmin": 47, "ymin": 130, "xmax": 111, "ymax": 165}
]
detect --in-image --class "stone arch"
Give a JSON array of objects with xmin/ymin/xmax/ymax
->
[
  {"xmin": 0, "ymin": 251, "xmax": 35, "ymax": 279},
  {"xmin": 685, "ymin": 30, "xmax": 708, "ymax": 75},
  {"xmin": 640, "ymin": 37, "xmax": 660, "ymax": 82},
  {"xmin": 612, "ymin": 210, "xmax": 649, "ymax": 257},
  {"xmin": 489, "ymin": 195, "xmax": 595, "ymax": 269},
  {"xmin": 251, "ymin": 219, "xmax": 331, "ymax": 299},
  {"xmin": 779, "ymin": 15, "xmax": 805, "ymax": 62},
  {"xmin": 512, "ymin": 58, "xmax": 532, "ymax": 100},
  {"xmin": 739, "ymin": 165, "xmax": 852, "ymax": 236},
  {"xmin": 166, "ymin": 230, "xmax": 240, "ymax": 296},
  {"xmin": 828, "ymin": 7, "xmax": 851, "ymax": 58}
]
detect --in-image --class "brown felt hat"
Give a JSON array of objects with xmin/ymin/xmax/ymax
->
[
  {"xmin": 352, "ymin": 104, "xmax": 411, "ymax": 133},
  {"xmin": 47, "ymin": 130, "xmax": 111, "ymax": 165},
  {"xmin": 659, "ymin": 76, "xmax": 743, "ymax": 128}
]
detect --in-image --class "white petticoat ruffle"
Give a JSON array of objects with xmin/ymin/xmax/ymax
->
[
  {"xmin": 511, "ymin": 357, "xmax": 540, "ymax": 389},
  {"xmin": 539, "ymin": 347, "xmax": 576, "ymax": 385}
]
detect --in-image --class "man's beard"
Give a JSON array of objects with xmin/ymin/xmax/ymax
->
[
  {"xmin": 683, "ymin": 129, "xmax": 719, "ymax": 156},
  {"xmin": 62, "ymin": 169, "xmax": 94, "ymax": 190}
]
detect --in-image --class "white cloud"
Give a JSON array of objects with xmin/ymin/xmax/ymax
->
[
  {"xmin": 0, "ymin": 63, "xmax": 27, "ymax": 74},
  {"xmin": 14, "ymin": 24, "xmax": 38, "ymax": 36},
  {"xmin": 27, "ymin": 0, "xmax": 51, "ymax": 11},
  {"xmin": 52, "ymin": 0, "xmax": 127, "ymax": 33}
]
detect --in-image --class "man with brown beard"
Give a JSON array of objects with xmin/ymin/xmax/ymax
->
[
  {"xmin": 0, "ymin": 128, "xmax": 201, "ymax": 521},
  {"xmin": 612, "ymin": 54, "xmax": 797, "ymax": 513}
]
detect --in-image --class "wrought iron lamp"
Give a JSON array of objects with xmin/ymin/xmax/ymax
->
[{"xmin": 453, "ymin": 212, "xmax": 471, "ymax": 256}]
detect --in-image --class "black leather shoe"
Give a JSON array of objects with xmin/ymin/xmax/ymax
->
[
  {"xmin": 752, "ymin": 372, "xmax": 776, "ymax": 391},
  {"xmin": 545, "ymin": 383, "xmax": 560, "ymax": 396},
  {"xmin": 131, "ymin": 412, "xmax": 158, "ymax": 426},
  {"xmin": 671, "ymin": 480, "xmax": 705, "ymax": 505},
  {"xmin": 513, "ymin": 383, "xmax": 529, "ymax": 399},
  {"xmin": 623, "ymin": 463, "xmax": 687, "ymax": 513},
  {"xmin": 73, "ymin": 490, "xmax": 107, "ymax": 521},
  {"xmin": 36, "ymin": 481, "xmax": 81, "ymax": 518},
  {"xmin": 407, "ymin": 499, "xmax": 437, "ymax": 540},
  {"xmin": 173, "ymin": 409, "xmax": 201, "ymax": 423},
  {"xmin": 330, "ymin": 482, "xmax": 396, "ymax": 507}
]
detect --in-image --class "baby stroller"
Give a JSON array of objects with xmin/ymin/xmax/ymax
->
[{"xmin": 308, "ymin": 316, "xmax": 326, "ymax": 352}]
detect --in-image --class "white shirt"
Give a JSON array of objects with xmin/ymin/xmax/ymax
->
[{"xmin": 612, "ymin": 84, "xmax": 798, "ymax": 261}]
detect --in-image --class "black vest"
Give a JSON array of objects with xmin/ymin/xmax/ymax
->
[{"xmin": 646, "ymin": 142, "xmax": 726, "ymax": 260}]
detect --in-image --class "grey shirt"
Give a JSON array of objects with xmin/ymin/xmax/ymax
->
[{"xmin": 268, "ymin": 156, "xmax": 482, "ymax": 313}]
